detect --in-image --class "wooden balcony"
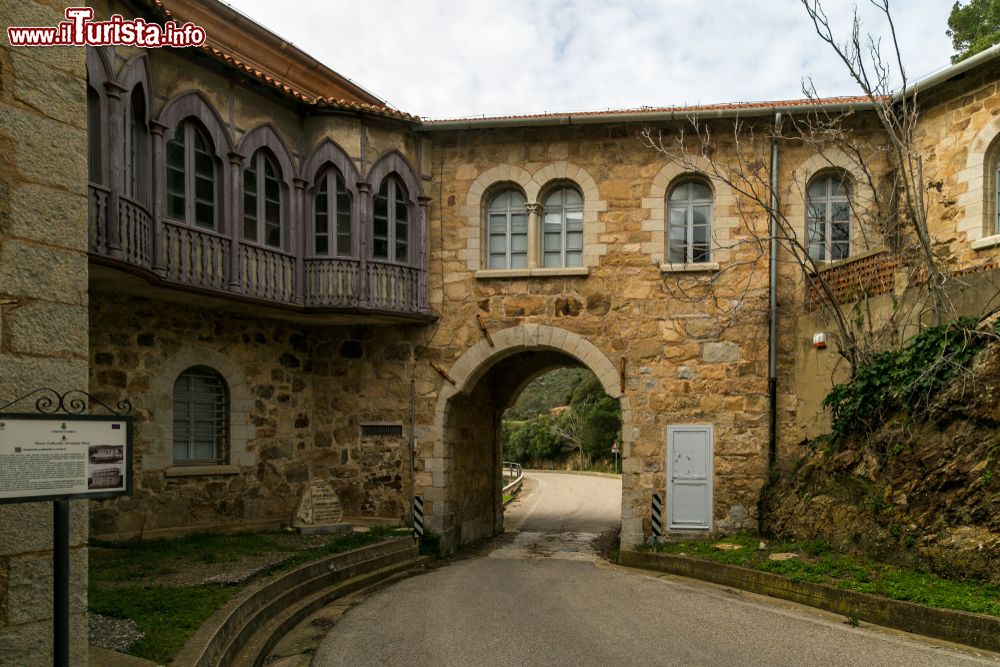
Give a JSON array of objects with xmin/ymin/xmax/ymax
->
[{"xmin": 87, "ymin": 184, "xmax": 433, "ymax": 322}]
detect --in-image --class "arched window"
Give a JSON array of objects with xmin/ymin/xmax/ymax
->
[
  {"xmin": 166, "ymin": 120, "xmax": 216, "ymax": 229},
  {"xmin": 122, "ymin": 85, "xmax": 148, "ymax": 202},
  {"xmin": 542, "ymin": 186, "xmax": 583, "ymax": 268},
  {"xmin": 172, "ymin": 366, "xmax": 229, "ymax": 464},
  {"xmin": 807, "ymin": 174, "xmax": 850, "ymax": 261},
  {"xmin": 243, "ymin": 149, "xmax": 282, "ymax": 248},
  {"xmin": 487, "ymin": 189, "xmax": 528, "ymax": 269},
  {"xmin": 313, "ymin": 167, "xmax": 352, "ymax": 256},
  {"xmin": 667, "ymin": 180, "xmax": 712, "ymax": 264},
  {"xmin": 373, "ymin": 176, "xmax": 409, "ymax": 262}
]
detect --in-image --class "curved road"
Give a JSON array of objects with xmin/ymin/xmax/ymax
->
[{"xmin": 314, "ymin": 471, "xmax": 997, "ymax": 666}]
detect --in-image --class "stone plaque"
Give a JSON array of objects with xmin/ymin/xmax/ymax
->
[{"xmin": 293, "ymin": 479, "xmax": 343, "ymax": 527}]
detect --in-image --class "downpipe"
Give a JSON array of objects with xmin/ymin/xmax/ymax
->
[{"xmin": 763, "ymin": 112, "xmax": 781, "ymax": 534}]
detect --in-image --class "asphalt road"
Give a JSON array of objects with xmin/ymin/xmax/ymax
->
[{"xmin": 313, "ymin": 471, "xmax": 998, "ymax": 667}]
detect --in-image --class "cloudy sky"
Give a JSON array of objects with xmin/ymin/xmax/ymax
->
[{"xmin": 223, "ymin": 0, "xmax": 955, "ymax": 120}]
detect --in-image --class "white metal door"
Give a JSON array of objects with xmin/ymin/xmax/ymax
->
[{"xmin": 667, "ymin": 425, "xmax": 713, "ymax": 530}]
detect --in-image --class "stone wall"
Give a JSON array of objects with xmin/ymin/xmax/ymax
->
[
  {"xmin": 87, "ymin": 293, "xmax": 411, "ymax": 538},
  {"xmin": 914, "ymin": 66, "xmax": 1000, "ymax": 266},
  {"xmin": 418, "ymin": 123, "xmax": 785, "ymax": 547},
  {"xmin": 0, "ymin": 1, "xmax": 90, "ymax": 663}
]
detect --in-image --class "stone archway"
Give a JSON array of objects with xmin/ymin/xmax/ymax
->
[{"xmin": 418, "ymin": 324, "xmax": 633, "ymax": 551}]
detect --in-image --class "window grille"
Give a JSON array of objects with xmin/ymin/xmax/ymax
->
[
  {"xmin": 360, "ymin": 423, "xmax": 403, "ymax": 438},
  {"xmin": 173, "ymin": 366, "xmax": 229, "ymax": 464}
]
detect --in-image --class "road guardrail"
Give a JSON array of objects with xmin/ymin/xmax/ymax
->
[{"xmin": 502, "ymin": 461, "xmax": 523, "ymax": 501}]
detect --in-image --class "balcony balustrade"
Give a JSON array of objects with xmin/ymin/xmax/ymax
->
[{"xmin": 87, "ymin": 183, "xmax": 431, "ymax": 320}]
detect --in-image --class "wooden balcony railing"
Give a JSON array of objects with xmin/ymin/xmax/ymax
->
[
  {"xmin": 87, "ymin": 183, "xmax": 431, "ymax": 320},
  {"xmin": 240, "ymin": 243, "xmax": 295, "ymax": 303},
  {"xmin": 304, "ymin": 257, "xmax": 360, "ymax": 307},
  {"xmin": 161, "ymin": 220, "xmax": 230, "ymax": 290}
]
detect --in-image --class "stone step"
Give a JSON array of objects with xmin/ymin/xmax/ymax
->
[
  {"xmin": 228, "ymin": 555, "xmax": 434, "ymax": 667},
  {"xmin": 175, "ymin": 538, "xmax": 418, "ymax": 667}
]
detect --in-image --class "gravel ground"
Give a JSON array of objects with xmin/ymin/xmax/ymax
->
[{"xmin": 89, "ymin": 613, "xmax": 144, "ymax": 653}]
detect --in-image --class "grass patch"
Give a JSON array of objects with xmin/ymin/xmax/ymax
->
[
  {"xmin": 90, "ymin": 527, "xmax": 409, "ymax": 663},
  {"xmin": 89, "ymin": 584, "xmax": 233, "ymax": 664},
  {"xmin": 650, "ymin": 533, "xmax": 1000, "ymax": 618}
]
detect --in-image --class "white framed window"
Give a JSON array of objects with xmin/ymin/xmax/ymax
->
[
  {"xmin": 172, "ymin": 366, "xmax": 229, "ymax": 465},
  {"xmin": 807, "ymin": 174, "xmax": 851, "ymax": 261},
  {"xmin": 313, "ymin": 167, "xmax": 352, "ymax": 256},
  {"xmin": 243, "ymin": 149, "xmax": 282, "ymax": 248},
  {"xmin": 373, "ymin": 177, "xmax": 409, "ymax": 262},
  {"xmin": 487, "ymin": 189, "xmax": 528, "ymax": 269},
  {"xmin": 542, "ymin": 186, "xmax": 583, "ymax": 268},
  {"xmin": 667, "ymin": 180, "xmax": 712, "ymax": 263},
  {"xmin": 166, "ymin": 121, "xmax": 216, "ymax": 229}
]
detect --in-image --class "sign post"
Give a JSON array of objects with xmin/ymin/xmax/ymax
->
[
  {"xmin": 0, "ymin": 389, "xmax": 133, "ymax": 667},
  {"xmin": 611, "ymin": 439, "xmax": 619, "ymax": 474}
]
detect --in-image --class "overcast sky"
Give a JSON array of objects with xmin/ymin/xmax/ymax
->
[{"xmin": 223, "ymin": 0, "xmax": 955, "ymax": 120}]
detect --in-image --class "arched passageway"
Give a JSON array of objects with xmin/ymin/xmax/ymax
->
[{"xmin": 423, "ymin": 325, "xmax": 632, "ymax": 551}]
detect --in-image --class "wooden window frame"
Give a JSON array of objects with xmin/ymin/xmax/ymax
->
[
  {"xmin": 166, "ymin": 120, "xmax": 218, "ymax": 230},
  {"xmin": 486, "ymin": 189, "xmax": 529, "ymax": 270},
  {"xmin": 372, "ymin": 176, "xmax": 410, "ymax": 264},
  {"xmin": 541, "ymin": 186, "xmax": 584, "ymax": 268},
  {"xmin": 243, "ymin": 149, "xmax": 283, "ymax": 249},
  {"xmin": 807, "ymin": 174, "xmax": 852, "ymax": 262},
  {"xmin": 312, "ymin": 167, "xmax": 353, "ymax": 257},
  {"xmin": 667, "ymin": 180, "xmax": 714, "ymax": 264}
]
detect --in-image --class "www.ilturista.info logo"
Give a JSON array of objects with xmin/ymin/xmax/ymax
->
[{"xmin": 7, "ymin": 7, "xmax": 206, "ymax": 48}]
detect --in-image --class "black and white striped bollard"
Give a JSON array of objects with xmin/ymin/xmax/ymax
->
[
  {"xmin": 413, "ymin": 495, "xmax": 424, "ymax": 541},
  {"xmin": 651, "ymin": 493, "xmax": 664, "ymax": 546}
]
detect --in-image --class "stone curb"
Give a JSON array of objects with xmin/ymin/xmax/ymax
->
[
  {"xmin": 620, "ymin": 550, "xmax": 1000, "ymax": 653},
  {"xmin": 174, "ymin": 538, "xmax": 418, "ymax": 667}
]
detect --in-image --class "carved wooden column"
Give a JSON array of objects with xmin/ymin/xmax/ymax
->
[
  {"xmin": 357, "ymin": 181, "xmax": 370, "ymax": 307},
  {"xmin": 104, "ymin": 81, "xmax": 127, "ymax": 259},
  {"xmin": 418, "ymin": 195, "xmax": 432, "ymax": 312},
  {"xmin": 228, "ymin": 151, "xmax": 244, "ymax": 292},
  {"xmin": 526, "ymin": 202, "xmax": 542, "ymax": 270},
  {"xmin": 149, "ymin": 120, "xmax": 167, "ymax": 275},
  {"xmin": 293, "ymin": 177, "xmax": 308, "ymax": 305}
]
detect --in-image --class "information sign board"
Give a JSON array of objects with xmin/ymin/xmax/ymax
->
[{"xmin": 0, "ymin": 414, "xmax": 132, "ymax": 504}]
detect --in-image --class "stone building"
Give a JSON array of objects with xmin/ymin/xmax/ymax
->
[{"xmin": 3, "ymin": 0, "xmax": 1000, "ymax": 659}]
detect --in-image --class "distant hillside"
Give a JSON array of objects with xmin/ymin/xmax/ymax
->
[{"xmin": 505, "ymin": 368, "xmax": 591, "ymax": 420}]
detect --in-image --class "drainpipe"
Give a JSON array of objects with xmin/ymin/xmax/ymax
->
[
  {"xmin": 768, "ymin": 113, "xmax": 781, "ymax": 476},
  {"xmin": 409, "ymin": 377, "xmax": 416, "ymax": 525}
]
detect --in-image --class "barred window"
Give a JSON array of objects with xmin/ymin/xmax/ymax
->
[
  {"xmin": 807, "ymin": 174, "xmax": 851, "ymax": 261},
  {"xmin": 172, "ymin": 366, "xmax": 228, "ymax": 464}
]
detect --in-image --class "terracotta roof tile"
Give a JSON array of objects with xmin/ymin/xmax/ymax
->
[
  {"xmin": 150, "ymin": 1, "xmax": 420, "ymax": 122},
  {"xmin": 424, "ymin": 96, "xmax": 875, "ymax": 124}
]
